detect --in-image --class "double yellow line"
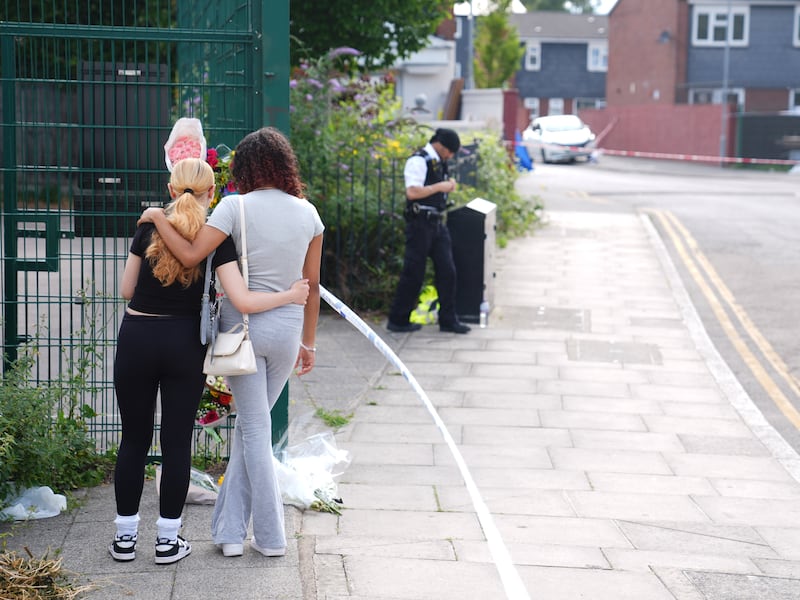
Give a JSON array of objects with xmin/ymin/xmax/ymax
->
[{"xmin": 649, "ymin": 208, "xmax": 800, "ymax": 430}]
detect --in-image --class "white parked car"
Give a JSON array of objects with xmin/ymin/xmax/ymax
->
[{"xmin": 522, "ymin": 115, "xmax": 596, "ymax": 163}]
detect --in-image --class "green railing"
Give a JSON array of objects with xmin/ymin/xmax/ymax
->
[
  {"xmin": 0, "ymin": 0, "xmax": 288, "ymax": 457},
  {"xmin": 305, "ymin": 143, "xmax": 480, "ymax": 311}
]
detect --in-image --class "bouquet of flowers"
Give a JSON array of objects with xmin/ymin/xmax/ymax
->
[
  {"xmin": 196, "ymin": 375, "xmax": 234, "ymax": 428},
  {"xmin": 162, "ymin": 118, "xmax": 236, "ymax": 212},
  {"xmin": 206, "ymin": 144, "xmax": 236, "ymax": 212}
]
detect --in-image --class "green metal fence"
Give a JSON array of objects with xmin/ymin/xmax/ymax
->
[{"xmin": 1, "ymin": 0, "xmax": 288, "ymax": 456}]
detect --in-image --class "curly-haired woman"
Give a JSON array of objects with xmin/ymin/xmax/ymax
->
[
  {"xmin": 112, "ymin": 158, "xmax": 309, "ymax": 565},
  {"xmin": 139, "ymin": 127, "xmax": 324, "ymax": 558}
]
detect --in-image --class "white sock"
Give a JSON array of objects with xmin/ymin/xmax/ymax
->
[
  {"xmin": 114, "ymin": 513, "xmax": 140, "ymax": 538},
  {"xmin": 156, "ymin": 516, "xmax": 181, "ymax": 541}
]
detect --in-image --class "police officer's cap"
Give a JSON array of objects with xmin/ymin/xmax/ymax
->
[{"xmin": 431, "ymin": 128, "xmax": 461, "ymax": 153}]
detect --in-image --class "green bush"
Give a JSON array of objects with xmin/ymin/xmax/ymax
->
[{"xmin": 0, "ymin": 338, "xmax": 111, "ymax": 511}]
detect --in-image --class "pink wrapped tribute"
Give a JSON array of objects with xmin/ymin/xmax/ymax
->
[{"xmin": 164, "ymin": 117, "xmax": 207, "ymax": 172}]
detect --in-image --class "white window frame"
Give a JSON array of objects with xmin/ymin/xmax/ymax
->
[
  {"xmin": 790, "ymin": 89, "xmax": 800, "ymax": 111},
  {"xmin": 587, "ymin": 41, "xmax": 608, "ymax": 72},
  {"xmin": 523, "ymin": 97, "xmax": 540, "ymax": 118},
  {"xmin": 689, "ymin": 88, "xmax": 714, "ymax": 105},
  {"xmin": 524, "ymin": 41, "xmax": 541, "ymax": 71},
  {"xmin": 692, "ymin": 5, "xmax": 749, "ymax": 47},
  {"xmin": 689, "ymin": 87, "xmax": 744, "ymax": 109},
  {"xmin": 575, "ymin": 97, "xmax": 605, "ymax": 111},
  {"xmin": 548, "ymin": 98, "xmax": 564, "ymax": 116},
  {"xmin": 794, "ymin": 6, "xmax": 800, "ymax": 47}
]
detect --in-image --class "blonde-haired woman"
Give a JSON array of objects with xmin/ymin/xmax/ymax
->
[{"xmin": 110, "ymin": 158, "xmax": 308, "ymax": 565}]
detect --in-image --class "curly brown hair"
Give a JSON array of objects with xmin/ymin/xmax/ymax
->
[
  {"xmin": 230, "ymin": 127, "xmax": 305, "ymax": 198},
  {"xmin": 146, "ymin": 158, "xmax": 214, "ymax": 287}
]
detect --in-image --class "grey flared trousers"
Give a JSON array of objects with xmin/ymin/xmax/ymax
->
[{"xmin": 211, "ymin": 302, "xmax": 303, "ymax": 549}]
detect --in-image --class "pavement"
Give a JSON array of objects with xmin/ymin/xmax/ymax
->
[{"xmin": 4, "ymin": 167, "xmax": 800, "ymax": 599}]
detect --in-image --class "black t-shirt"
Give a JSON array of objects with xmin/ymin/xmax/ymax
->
[{"xmin": 127, "ymin": 223, "xmax": 238, "ymax": 316}]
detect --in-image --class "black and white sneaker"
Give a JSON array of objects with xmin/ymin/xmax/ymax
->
[
  {"xmin": 109, "ymin": 533, "xmax": 137, "ymax": 562},
  {"xmin": 154, "ymin": 535, "xmax": 191, "ymax": 564}
]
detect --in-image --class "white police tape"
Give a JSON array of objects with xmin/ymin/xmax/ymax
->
[
  {"xmin": 320, "ymin": 285, "xmax": 531, "ymax": 600},
  {"xmin": 599, "ymin": 147, "xmax": 800, "ymax": 166}
]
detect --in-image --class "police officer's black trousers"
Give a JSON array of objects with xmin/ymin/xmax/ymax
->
[{"xmin": 389, "ymin": 215, "xmax": 458, "ymax": 326}]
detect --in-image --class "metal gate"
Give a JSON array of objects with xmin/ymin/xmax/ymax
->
[{"xmin": 1, "ymin": 1, "xmax": 289, "ymax": 451}]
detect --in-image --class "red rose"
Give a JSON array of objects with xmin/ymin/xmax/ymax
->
[
  {"xmin": 206, "ymin": 148, "xmax": 219, "ymax": 169},
  {"xmin": 201, "ymin": 410, "xmax": 219, "ymax": 424}
]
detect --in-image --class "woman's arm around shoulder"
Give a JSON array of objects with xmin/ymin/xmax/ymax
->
[
  {"xmin": 139, "ymin": 207, "xmax": 227, "ymax": 268},
  {"xmin": 215, "ymin": 263, "xmax": 309, "ymax": 314}
]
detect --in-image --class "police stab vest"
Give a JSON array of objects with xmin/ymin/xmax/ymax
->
[{"xmin": 408, "ymin": 149, "xmax": 448, "ymax": 212}]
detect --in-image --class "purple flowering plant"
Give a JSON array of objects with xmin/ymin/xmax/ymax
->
[{"xmin": 289, "ymin": 47, "xmax": 418, "ymax": 175}]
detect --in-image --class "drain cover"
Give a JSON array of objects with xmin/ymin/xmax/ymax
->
[
  {"xmin": 684, "ymin": 571, "xmax": 800, "ymax": 600},
  {"xmin": 531, "ymin": 306, "xmax": 591, "ymax": 332},
  {"xmin": 566, "ymin": 338, "xmax": 663, "ymax": 365}
]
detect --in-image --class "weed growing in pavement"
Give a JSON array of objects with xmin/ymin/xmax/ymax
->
[{"xmin": 315, "ymin": 408, "xmax": 352, "ymax": 429}]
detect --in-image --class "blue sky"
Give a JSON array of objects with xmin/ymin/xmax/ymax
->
[{"xmin": 595, "ymin": 0, "xmax": 617, "ymax": 14}]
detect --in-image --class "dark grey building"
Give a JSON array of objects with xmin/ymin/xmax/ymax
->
[{"xmin": 456, "ymin": 11, "xmax": 608, "ymax": 118}]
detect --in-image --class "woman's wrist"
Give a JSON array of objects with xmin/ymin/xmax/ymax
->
[{"xmin": 299, "ymin": 342, "xmax": 316, "ymax": 352}]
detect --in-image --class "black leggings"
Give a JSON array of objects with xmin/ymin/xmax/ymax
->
[{"xmin": 113, "ymin": 313, "xmax": 206, "ymax": 519}]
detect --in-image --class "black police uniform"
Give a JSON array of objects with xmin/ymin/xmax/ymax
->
[{"xmin": 388, "ymin": 149, "xmax": 461, "ymax": 329}]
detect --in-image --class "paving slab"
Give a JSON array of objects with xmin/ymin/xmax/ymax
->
[
  {"xmin": 436, "ymin": 485, "xmax": 575, "ymax": 516},
  {"xmin": 684, "ymin": 571, "xmax": 800, "ymax": 600},
  {"xmin": 616, "ymin": 521, "xmax": 778, "ymax": 558},
  {"xmin": 343, "ymin": 556, "xmax": 504, "ymax": 599},
  {"xmin": 603, "ymin": 547, "xmax": 758, "ymax": 573},
  {"xmin": 566, "ymin": 490, "xmax": 710, "ymax": 522},
  {"xmin": 516, "ymin": 565, "xmax": 676, "ymax": 600}
]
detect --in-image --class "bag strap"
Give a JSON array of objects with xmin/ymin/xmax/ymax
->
[
  {"xmin": 201, "ymin": 248, "xmax": 217, "ymax": 345},
  {"xmin": 203, "ymin": 249, "xmax": 217, "ymax": 304},
  {"xmin": 238, "ymin": 195, "xmax": 250, "ymax": 330}
]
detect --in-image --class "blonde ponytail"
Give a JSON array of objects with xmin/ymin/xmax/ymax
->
[{"xmin": 146, "ymin": 158, "xmax": 215, "ymax": 287}]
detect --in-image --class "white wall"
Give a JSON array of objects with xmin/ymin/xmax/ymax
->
[
  {"xmin": 460, "ymin": 88, "xmax": 504, "ymax": 131},
  {"xmin": 394, "ymin": 37, "xmax": 456, "ymax": 120}
]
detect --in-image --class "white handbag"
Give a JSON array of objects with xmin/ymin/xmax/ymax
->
[
  {"xmin": 202, "ymin": 196, "xmax": 257, "ymax": 376},
  {"xmin": 202, "ymin": 322, "xmax": 256, "ymax": 376}
]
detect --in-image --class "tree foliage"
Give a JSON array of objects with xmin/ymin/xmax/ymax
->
[
  {"xmin": 473, "ymin": 0, "xmax": 526, "ymax": 89},
  {"xmin": 290, "ymin": 0, "xmax": 452, "ymax": 70},
  {"xmin": 518, "ymin": 0, "xmax": 599, "ymax": 12}
]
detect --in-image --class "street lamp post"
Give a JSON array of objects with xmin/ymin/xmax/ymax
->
[
  {"xmin": 466, "ymin": 0, "xmax": 475, "ymax": 89},
  {"xmin": 719, "ymin": 0, "xmax": 732, "ymax": 161}
]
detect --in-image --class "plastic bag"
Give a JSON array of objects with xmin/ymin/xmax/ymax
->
[
  {"xmin": 410, "ymin": 285, "xmax": 439, "ymax": 325},
  {"xmin": 0, "ymin": 486, "xmax": 67, "ymax": 521},
  {"xmin": 164, "ymin": 117, "xmax": 207, "ymax": 171},
  {"xmin": 155, "ymin": 465, "xmax": 220, "ymax": 505},
  {"xmin": 274, "ymin": 432, "xmax": 350, "ymax": 514}
]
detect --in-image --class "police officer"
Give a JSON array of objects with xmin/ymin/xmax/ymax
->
[{"xmin": 387, "ymin": 128, "xmax": 471, "ymax": 334}]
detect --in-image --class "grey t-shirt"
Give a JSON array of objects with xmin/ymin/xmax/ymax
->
[{"xmin": 207, "ymin": 190, "xmax": 324, "ymax": 293}]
